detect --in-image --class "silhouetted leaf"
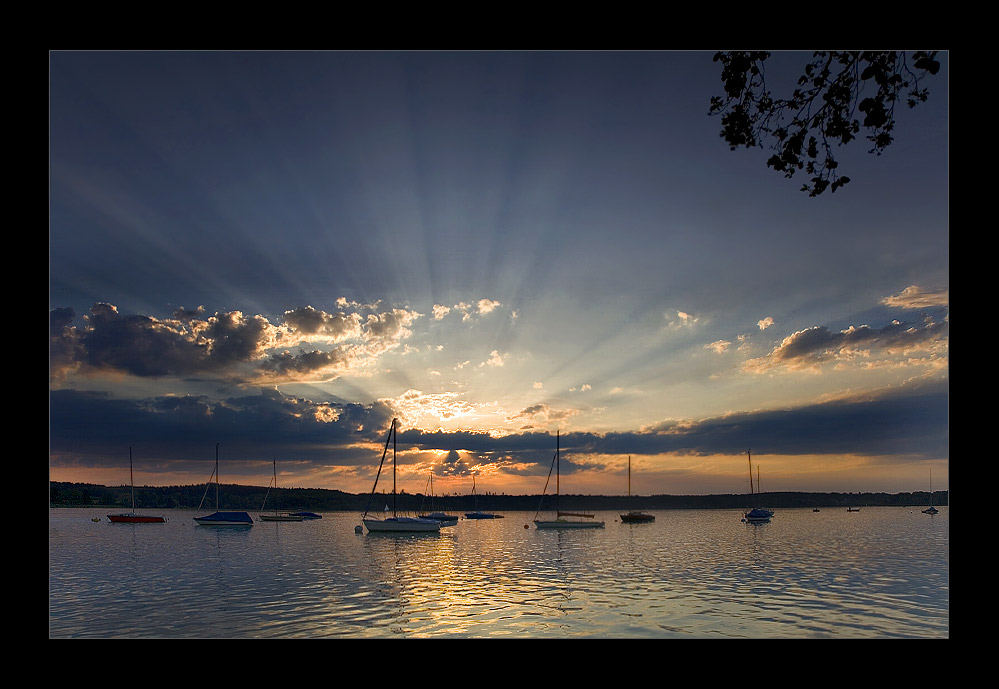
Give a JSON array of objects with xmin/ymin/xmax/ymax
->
[{"xmin": 708, "ymin": 50, "xmax": 941, "ymax": 196}]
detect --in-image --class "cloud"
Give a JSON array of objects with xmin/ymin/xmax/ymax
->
[
  {"xmin": 443, "ymin": 377, "xmax": 948, "ymax": 460},
  {"xmin": 705, "ymin": 340, "xmax": 731, "ymax": 354},
  {"xmin": 507, "ymin": 403, "xmax": 581, "ymax": 425},
  {"xmin": 664, "ymin": 310, "xmax": 700, "ymax": 331},
  {"xmin": 439, "ymin": 298, "xmax": 504, "ymax": 322},
  {"xmin": 50, "ymin": 303, "xmax": 279, "ymax": 380},
  {"xmin": 758, "ymin": 316, "xmax": 774, "ymax": 330},
  {"xmin": 49, "ymin": 375, "xmax": 948, "ymax": 482},
  {"xmin": 282, "ymin": 305, "xmax": 362, "ymax": 342},
  {"xmin": 744, "ymin": 317, "xmax": 949, "ymax": 373},
  {"xmin": 49, "ymin": 387, "xmax": 396, "ymax": 465},
  {"xmin": 480, "ymin": 350, "xmax": 504, "ymax": 367},
  {"xmin": 477, "ymin": 298, "xmax": 501, "ymax": 315},
  {"xmin": 881, "ymin": 285, "xmax": 949, "ymax": 309},
  {"xmin": 50, "ymin": 301, "xmax": 423, "ymax": 385}
]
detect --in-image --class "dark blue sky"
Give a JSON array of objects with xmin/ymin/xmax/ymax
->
[{"xmin": 50, "ymin": 51, "xmax": 948, "ymax": 495}]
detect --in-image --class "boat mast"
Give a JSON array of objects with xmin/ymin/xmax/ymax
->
[
  {"xmin": 215, "ymin": 443, "xmax": 220, "ymax": 510},
  {"xmin": 129, "ymin": 446, "xmax": 135, "ymax": 512},
  {"xmin": 392, "ymin": 418, "xmax": 397, "ymax": 518},
  {"xmin": 628, "ymin": 455, "xmax": 632, "ymax": 497},
  {"xmin": 556, "ymin": 430, "xmax": 560, "ymax": 515},
  {"xmin": 747, "ymin": 449, "xmax": 754, "ymax": 495}
]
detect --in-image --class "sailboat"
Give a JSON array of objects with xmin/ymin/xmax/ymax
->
[
  {"xmin": 534, "ymin": 431, "xmax": 604, "ymax": 529},
  {"xmin": 419, "ymin": 468, "xmax": 458, "ymax": 527},
  {"xmin": 258, "ymin": 459, "xmax": 304, "ymax": 522},
  {"xmin": 620, "ymin": 455, "xmax": 654, "ymax": 523},
  {"xmin": 464, "ymin": 475, "xmax": 504, "ymax": 519},
  {"xmin": 922, "ymin": 470, "xmax": 940, "ymax": 515},
  {"xmin": 741, "ymin": 449, "xmax": 773, "ymax": 524},
  {"xmin": 194, "ymin": 444, "xmax": 254, "ymax": 526},
  {"xmin": 107, "ymin": 447, "xmax": 165, "ymax": 523},
  {"xmin": 288, "ymin": 512, "xmax": 322, "ymax": 520},
  {"xmin": 361, "ymin": 419, "xmax": 441, "ymax": 533}
]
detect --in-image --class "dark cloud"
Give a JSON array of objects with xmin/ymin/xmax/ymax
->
[
  {"xmin": 50, "ymin": 302, "xmax": 423, "ymax": 385},
  {"xmin": 282, "ymin": 305, "xmax": 361, "ymax": 340},
  {"xmin": 403, "ymin": 377, "xmax": 949, "ymax": 462},
  {"xmin": 750, "ymin": 318, "xmax": 948, "ymax": 371},
  {"xmin": 50, "ymin": 387, "xmax": 395, "ymax": 466},
  {"xmin": 49, "ymin": 376, "xmax": 946, "ymax": 482},
  {"xmin": 259, "ymin": 348, "xmax": 353, "ymax": 379}
]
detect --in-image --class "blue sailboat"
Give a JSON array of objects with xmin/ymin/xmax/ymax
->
[
  {"xmin": 741, "ymin": 449, "xmax": 773, "ymax": 524},
  {"xmin": 194, "ymin": 444, "xmax": 253, "ymax": 526},
  {"xmin": 464, "ymin": 475, "xmax": 504, "ymax": 519}
]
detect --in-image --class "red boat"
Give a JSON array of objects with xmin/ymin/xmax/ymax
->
[
  {"xmin": 107, "ymin": 513, "xmax": 165, "ymax": 523},
  {"xmin": 107, "ymin": 447, "xmax": 165, "ymax": 524}
]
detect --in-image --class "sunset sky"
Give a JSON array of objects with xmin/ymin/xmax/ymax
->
[{"xmin": 49, "ymin": 51, "xmax": 948, "ymax": 497}]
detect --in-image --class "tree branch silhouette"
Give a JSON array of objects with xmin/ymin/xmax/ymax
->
[{"xmin": 709, "ymin": 51, "xmax": 941, "ymax": 196}]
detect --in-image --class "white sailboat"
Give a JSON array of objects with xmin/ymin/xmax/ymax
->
[
  {"xmin": 258, "ymin": 459, "xmax": 304, "ymax": 522},
  {"xmin": 361, "ymin": 419, "xmax": 441, "ymax": 533},
  {"xmin": 620, "ymin": 455, "xmax": 654, "ymax": 523},
  {"xmin": 194, "ymin": 443, "xmax": 254, "ymax": 526},
  {"xmin": 534, "ymin": 430, "xmax": 604, "ymax": 529},
  {"xmin": 922, "ymin": 469, "xmax": 939, "ymax": 515}
]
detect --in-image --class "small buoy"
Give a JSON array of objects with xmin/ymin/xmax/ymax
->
[
  {"xmin": 354, "ymin": 525, "xmax": 363, "ymax": 534},
  {"xmin": 524, "ymin": 524, "xmax": 529, "ymax": 529}
]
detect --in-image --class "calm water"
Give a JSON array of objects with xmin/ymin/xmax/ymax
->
[{"xmin": 49, "ymin": 506, "xmax": 948, "ymax": 638}]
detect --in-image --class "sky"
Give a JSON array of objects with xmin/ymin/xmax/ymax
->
[{"xmin": 49, "ymin": 51, "xmax": 948, "ymax": 498}]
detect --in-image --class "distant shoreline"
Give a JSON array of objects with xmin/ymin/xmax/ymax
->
[{"xmin": 49, "ymin": 480, "xmax": 947, "ymax": 512}]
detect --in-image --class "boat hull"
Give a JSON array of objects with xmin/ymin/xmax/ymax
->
[
  {"xmin": 743, "ymin": 508, "xmax": 772, "ymax": 523},
  {"xmin": 289, "ymin": 512, "xmax": 322, "ymax": 519},
  {"xmin": 107, "ymin": 513, "xmax": 165, "ymax": 523},
  {"xmin": 464, "ymin": 512, "xmax": 503, "ymax": 519},
  {"xmin": 194, "ymin": 511, "xmax": 254, "ymax": 526},
  {"xmin": 420, "ymin": 513, "xmax": 459, "ymax": 527},
  {"xmin": 258, "ymin": 514, "xmax": 305, "ymax": 522},
  {"xmin": 620, "ymin": 512, "xmax": 655, "ymax": 523},
  {"xmin": 534, "ymin": 519, "xmax": 605, "ymax": 529},
  {"xmin": 363, "ymin": 517, "xmax": 441, "ymax": 533}
]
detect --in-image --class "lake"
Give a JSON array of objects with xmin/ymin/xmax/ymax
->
[{"xmin": 49, "ymin": 506, "xmax": 948, "ymax": 638}]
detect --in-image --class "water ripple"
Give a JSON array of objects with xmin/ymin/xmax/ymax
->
[{"xmin": 50, "ymin": 507, "xmax": 948, "ymax": 638}]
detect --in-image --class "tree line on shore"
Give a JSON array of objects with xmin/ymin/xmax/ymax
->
[{"xmin": 49, "ymin": 481, "xmax": 947, "ymax": 512}]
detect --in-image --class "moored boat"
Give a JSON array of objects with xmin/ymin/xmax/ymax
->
[
  {"xmin": 107, "ymin": 447, "xmax": 165, "ymax": 524},
  {"xmin": 534, "ymin": 431, "xmax": 604, "ymax": 529},
  {"xmin": 741, "ymin": 449, "xmax": 773, "ymax": 524},
  {"xmin": 464, "ymin": 475, "xmax": 503, "ymax": 519},
  {"xmin": 922, "ymin": 469, "xmax": 940, "ymax": 515},
  {"xmin": 360, "ymin": 419, "xmax": 441, "ymax": 534},
  {"xmin": 619, "ymin": 455, "xmax": 655, "ymax": 524},
  {"xmin": 194, "ymin": 444, "xmax": 253, "ymax": 526},
  {"xmin": 418, "ymin": 469, "xmax": 458, "ymax": 526},
  {"xmin": 258, "ymin": 459, "xmax": 305, "ymax": 522}
]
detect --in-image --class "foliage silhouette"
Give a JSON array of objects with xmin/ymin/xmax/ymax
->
[{"xmin": 709, "ymin": 51, "xmax": 941, "ymax": 196}]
